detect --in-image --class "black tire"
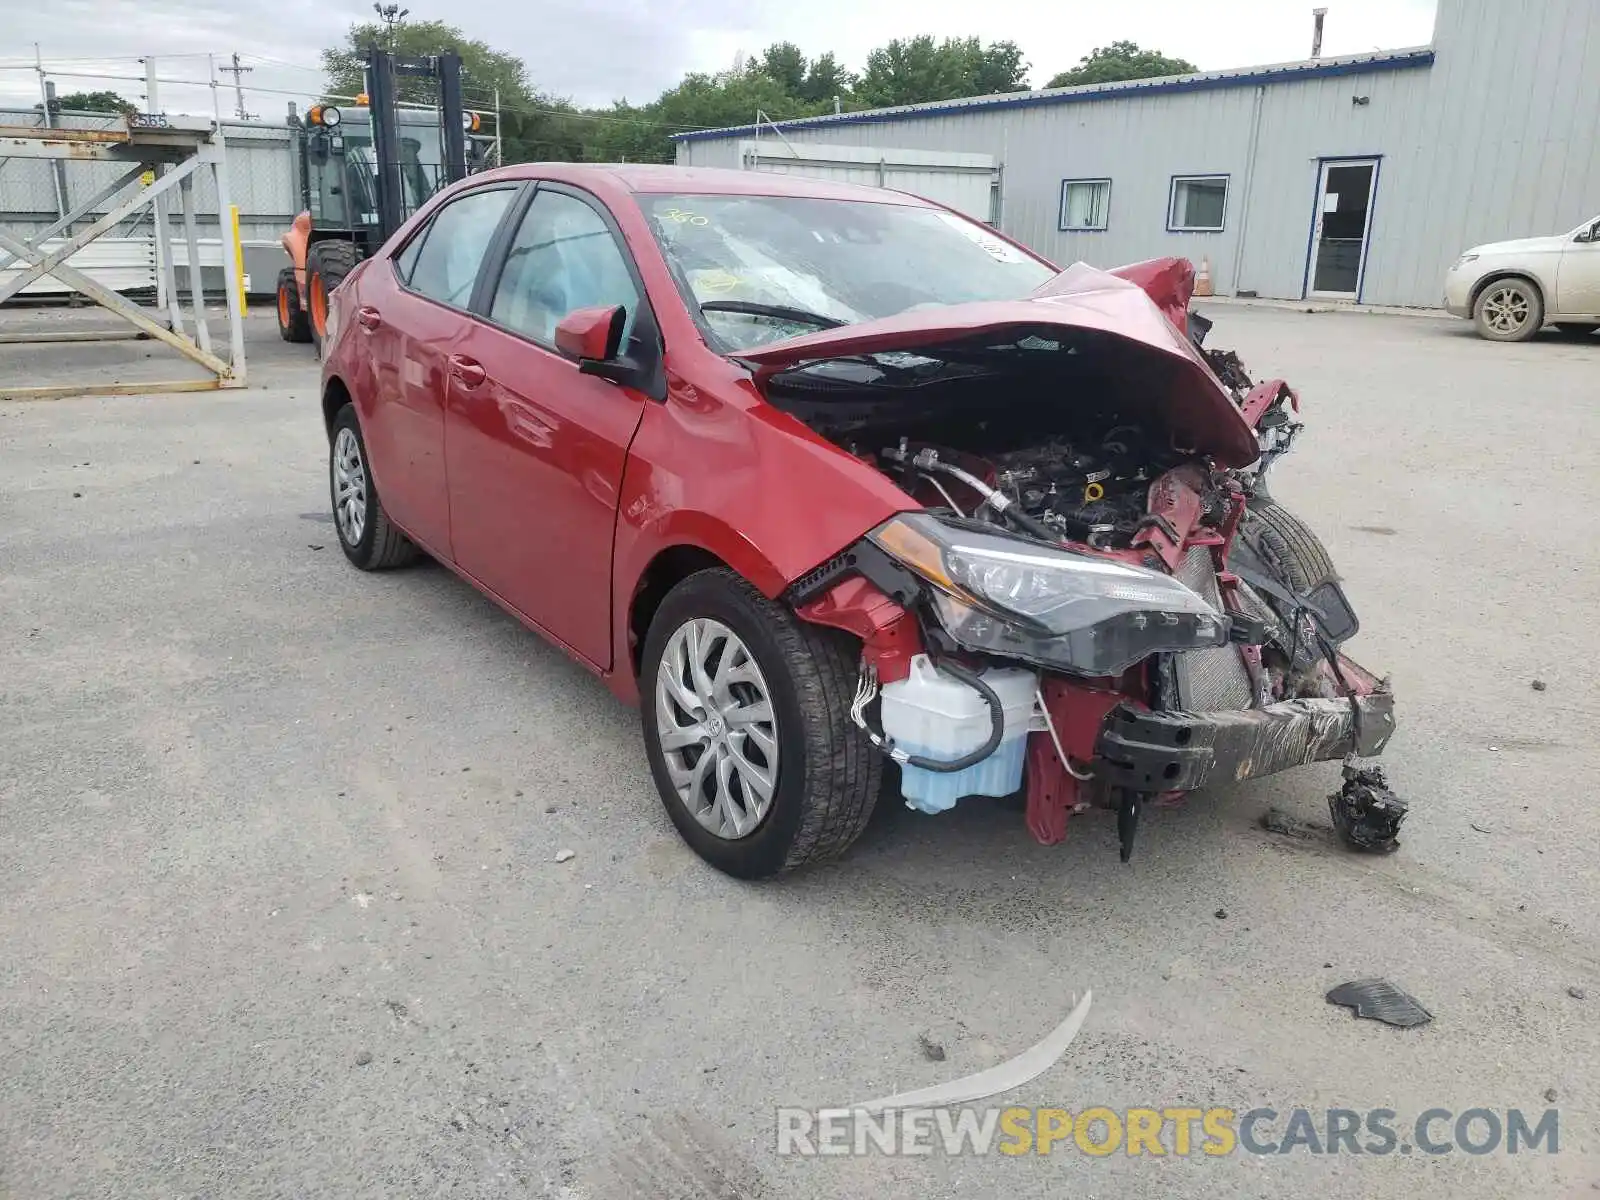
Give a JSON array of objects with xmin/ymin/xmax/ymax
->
[
  {"xmin": 1554, "ymin": 322, "xmax": 1598, "ymax": 336},
  {"xmin": 276, "ymin": 267, "xmax": 312, "ymax": 343},
  {"xmin": 329, "ymin": 403, "xmax": 418, "ymax": 570},
  {"xmin": 1472, "ymin": 276, "xmax": 1543, "ymax": 342},
  {"xmin": 1243, "ymin": 499, "xmax": 1338, "ymax": 593},
  {"xmin": 307, "ymin": 240, "xmax": 361, "ymax": 354},
  {"xmin": 639, "ymin": 568, "xmax": 881, "ymax": 879}
]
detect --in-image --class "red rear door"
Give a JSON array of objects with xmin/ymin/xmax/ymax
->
[
  {"xmin": 355, "ymin": 184, "xmax": 521, "ymax": 556},
  {"xmin": 444, "ymin": 184, "xmax": 654, "ymax": 669}
]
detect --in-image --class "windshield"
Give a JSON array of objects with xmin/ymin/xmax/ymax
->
[{"xmin": 642, "ymin": 193, "xmax": 1055, "ymax": 349}]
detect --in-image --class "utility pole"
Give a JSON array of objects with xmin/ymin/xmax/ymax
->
[{"xmin": 219, "ymin": 52, "xmax": 254, "ymax": 120}]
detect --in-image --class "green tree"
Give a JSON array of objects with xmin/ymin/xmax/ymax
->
[
  {"xmin": 1047, "ymin": 41, "xmax": 1197, "ymax": 89},
  {"xmin": 321, "ymin": 19, "xmax": 588, "ymax": 163},
  {"xmin": 321, "ymin": 19, "xmax": 531, "ymax": 109},
  {"xmin": 51, "ymin": 90, "xmax": 135, "ymax": 115},
  {"xmin": 855, "ymin": 36, "xmax": 1029, "ymax": 108},
  {"xmin": 584, "ymin": 67, "xmax": 835, "ymax": 164},
  {"xmin": 799, "ymin": 52, "xmax": 853, "ymax": 104},
  {"xmin": 759, "ymin": 42, "xmax": 808, "ymax": 97}
]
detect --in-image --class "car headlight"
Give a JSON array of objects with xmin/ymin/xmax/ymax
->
[
  {"xmin": 1453, "ymin": 252, "xmax": 1479, "ymax": 269},
  {"xmin": 868, "ymin": 513, "xmax": 1229, "ymax": 676}
]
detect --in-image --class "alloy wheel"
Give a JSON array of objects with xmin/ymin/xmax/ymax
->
[
  {"xmin": 332, "ymin": 426, "xmax": 368, "ymax": 546},
  {"xmin": 1481, "ymin": 285, "xmax": 1531, "ymax": 335},
  {"xmin": 654, "ymin": 618, "xmax": 779, "ymax": 840}
]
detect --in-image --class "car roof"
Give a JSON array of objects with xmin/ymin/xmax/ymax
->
[{"xmin": 485, "ymin": 162, "xmax": 935, "ymax": 205}]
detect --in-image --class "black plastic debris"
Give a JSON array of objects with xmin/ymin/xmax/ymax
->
[
  {"xmin": 1326, "ymin": 979, "xmax": 1432, "ymax": 1029},
  {"xmin": 1329, "ymin": 764, "xmax": 1408, "ymax": 852}
]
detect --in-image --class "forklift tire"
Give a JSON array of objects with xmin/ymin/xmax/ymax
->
[
  {"xmin": 276, "ymin": 267, "xmax": 312, "ymax": 343},
  {"xmin": 307, "ymin": 241, "xmax": 361, "ymax": 354}
]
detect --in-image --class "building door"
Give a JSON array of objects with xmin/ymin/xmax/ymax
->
[{"xmin": 1306, "ymin": 159, "xmax": 1379, "ymax": 299}]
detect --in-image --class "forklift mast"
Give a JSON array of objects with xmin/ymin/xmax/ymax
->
[{"xmin": 366, "ymin": 46, "xmax": 467, "ymax": 243}]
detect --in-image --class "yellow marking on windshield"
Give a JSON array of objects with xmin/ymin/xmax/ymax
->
[{"xmin": 660, "ymin": 207, "xmax": 710, "ymax": 226}]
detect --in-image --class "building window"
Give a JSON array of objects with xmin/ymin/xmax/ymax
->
[
  {"xmin": 1168, "ymin": 175, "xmax": 1229, "ymax": 232},
  {"xmin": 1059, "ymin": 179, "xmax": 1111, "ymax": 231}
]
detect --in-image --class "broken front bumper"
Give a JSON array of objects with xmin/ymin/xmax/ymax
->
[{"xmin": 1093, "ymin": 691, "xmax": 1396, "ymax": 792}]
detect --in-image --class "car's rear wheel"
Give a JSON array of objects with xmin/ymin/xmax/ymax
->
[
  {"xmin": 307, "ymin": 240, "xmax": 361, "ymax": 355},
  {"xmin": 329, "ymin": 404, "xmax": 418, "ymax": 570},
  {"xmin": 1473, "ymin": 277, "xmax": 1543, "ymax": 341},
  {"xmin": 639, "ymin": 568, "xmax": 881, "ymax": 879},
  {"xmin": 276, "ymin": 267, "xmax": 311, "ymax": 343}
]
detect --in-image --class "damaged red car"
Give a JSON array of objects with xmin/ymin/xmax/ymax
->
[{"xmin": 319, "ymin": 164, "xmax": 1406, "ymax": 878}]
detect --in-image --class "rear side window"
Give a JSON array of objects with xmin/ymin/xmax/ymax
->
[
  {"xmin": 489, "ymin": 190, "xmax": 640, "ymax": 347},
  {"xmin": 405, "ymin": 187, "xmax": 515, "ymax": 308},
  {"xmin": 393, "ymin": 228, "xmax": 425, "ymax": 282}
]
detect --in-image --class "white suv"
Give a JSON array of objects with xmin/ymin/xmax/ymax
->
[{"xmin": 1444, "ymin": 214, "xmax": 1600, "ymax": 341}]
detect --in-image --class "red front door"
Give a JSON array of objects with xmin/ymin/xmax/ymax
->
[{"xmin": 443, "ymin": 185, "xmax": 652, "ymax": 669}]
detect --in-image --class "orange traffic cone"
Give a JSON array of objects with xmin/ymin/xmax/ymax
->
[{"xmin": 1194, "ymin": 256, "xmax": 1214, "ymax": 297}]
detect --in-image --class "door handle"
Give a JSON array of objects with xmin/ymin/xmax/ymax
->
[
  {"xmin": 449, "ymin": 354, "xmax": 487, "ymax": 388},
  {"xmin": 356, "ymin": 306, "xmax": 382, "ymax": 330}
]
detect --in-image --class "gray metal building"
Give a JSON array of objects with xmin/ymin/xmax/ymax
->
[{"xmin": 674, "ymin": 0, "xmax": 1600, "ymax": 308}]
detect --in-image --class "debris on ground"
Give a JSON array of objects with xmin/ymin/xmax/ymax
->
[
  {"xmin": 917, "ymin": 1033, "xmax": 946, "ymax": 1062},
  {"xmin": 1260, "ymin": 806, "xmax": 1316, "ymax": 839},
  {"xmin": 354, "ymin": 1050, "xmax": 374, "ymax": 1066},
  {"xmin": 1328, "ymin": 765, "xmax": 1407, "ymax": 852},
  {"xmin": 555, "ymin": 849, "xmax": 575, "ymax": 863},
  {"xmin": 307, "ymin": 544, "xmax": 324, "ymax": 551},
  {"xmin": 1470, "ymin": 822, "xmax": 1492, "ymax": 834},
  {"xmin": 1568, "ymin": 986, "xmax": 1587, "ymax": 1001},
  {"xmin": 1214, "ymin": 909, "xmax": 1228, "ymax": 920},
  {"xmin": 1544, "ymin": 1088, "xmax": 1558, "ymax": 1102},
  {"xmin": 1326, "ymin": 979, "xmax": 1433, "ymax": 1029},
  {"xmin": 1531, "ymin": 679, "xmax": 1547, "ymax": 691}
]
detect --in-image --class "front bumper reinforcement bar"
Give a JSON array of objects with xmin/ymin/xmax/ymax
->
[{"xmin": 1094, "ymin": 692, "xmax": 1396, "ymax": 792}]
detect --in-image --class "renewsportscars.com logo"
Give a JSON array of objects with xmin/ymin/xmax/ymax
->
[
  {"xmin": 775, "ymin": 1105, "xmax": 1561, "ymax": 1158},
  {"xmin": 773, "ymin": 992, "xmax": 1558, "ymax": 1160}
]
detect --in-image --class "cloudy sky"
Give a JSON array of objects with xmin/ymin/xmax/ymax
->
[{"xmin": 2, "ymin": 0, "xmax": 1437, "ymax": 118}]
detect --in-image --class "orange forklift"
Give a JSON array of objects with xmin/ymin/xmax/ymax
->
[{"xmin": 276, "ymin": 47, "xmax": 477, "ymax": 351}]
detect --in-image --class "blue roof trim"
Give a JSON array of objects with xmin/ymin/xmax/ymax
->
[{"xmin": 674, "ymin": 48, "xmax": 1435, "ymax": 142}]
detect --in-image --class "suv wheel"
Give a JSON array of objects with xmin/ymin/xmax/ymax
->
[
  {"xmin": 1473, "ymin": 277, "xmax": 1543, "ymax": 342},
  {"xmin": 639, "ymin": 568, "xmax": 881, "ymax": 878}
]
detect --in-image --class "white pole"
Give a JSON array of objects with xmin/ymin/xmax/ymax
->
[
  {"xmin": 209, "ymin": 53, "xmax": 223, "ymax": 124},
  {"xmin": 493, "ymin": 86, "xmax": 502, "ymax": 167},
  {"xmin": 145, "ymin": 57, "xmax": 184, "ymax": 334},
  {"xmin": 211, "ymin": 138, "xmax": 247, "ymax": 383},
  {"xmin": 35, "ymin": 45, "xmax": 68, "ymax": 222}
]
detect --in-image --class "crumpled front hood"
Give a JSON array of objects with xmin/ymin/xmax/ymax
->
[{"xmin": 738, "ymin": 262, "xmax": 1259, "ymax": 467}]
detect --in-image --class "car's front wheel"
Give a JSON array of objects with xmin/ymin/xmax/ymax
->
[
  {"xmin": 1473, "ymin": 277, "xmax": 1543, "ymax": 341},
  {"xmin": 329, "ymin": 403, "xmax": 418, "ymax": 570},
  {"xmin": 639, "ymin": 568, "xmax": 881, "ymax": 879}
]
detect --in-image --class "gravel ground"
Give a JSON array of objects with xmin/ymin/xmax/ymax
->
[{"xmin": 2, "ymin": 308, "xmax": 1598, "ymax": 1198}]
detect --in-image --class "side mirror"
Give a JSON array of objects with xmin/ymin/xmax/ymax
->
[{"xmin": 555, "ymin": 304, "xmax": 625, "ymax": 364}]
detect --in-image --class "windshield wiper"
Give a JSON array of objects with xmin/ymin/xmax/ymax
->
[{"xmin": 700, "ymin": 300, "xmax": 847, "ymax": 329}]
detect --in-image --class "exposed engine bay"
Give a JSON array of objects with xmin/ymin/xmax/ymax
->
[{"xmin": 772, "ymin": 265, "xmax": 1405, "ymax": 862}]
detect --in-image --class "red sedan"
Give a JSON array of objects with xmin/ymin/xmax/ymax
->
[{"xmin": 320, "ymin": 164, "xmax": 1403, "ymax": 878}]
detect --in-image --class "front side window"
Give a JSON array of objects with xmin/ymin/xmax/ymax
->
[
  {"xmin": 405, "ymin": 187, "xmax": 516, "ymax": 309},
  {"xmin": 1059, "ymin": 179, "xmax": 1111, "ymax": 231},
  {"xmin": 1169, "ymin": 175, "xmax": 1228, "ymax": 232},
  {"xmin": 489, "ymin": 189, "xmax": 641, "ymax": 347},
  {"xmin": 642, "ymin": 192, "xmax": 1055, "ymax": 349}
]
